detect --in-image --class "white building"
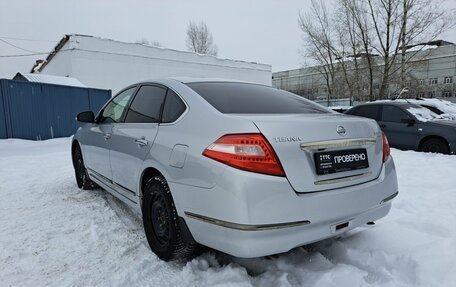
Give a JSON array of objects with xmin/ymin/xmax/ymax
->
[
  {"xmin": 273, "ymin": 41, "xmax": 456, "ymax": 101},
  {"xmin": 31, "ymin": 34, "xmax": 272, "ymax": 93}
]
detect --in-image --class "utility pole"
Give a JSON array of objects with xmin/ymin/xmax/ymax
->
[{"xmin": 400, "ymin": 0, "xmax": 408, "ymax": 89}]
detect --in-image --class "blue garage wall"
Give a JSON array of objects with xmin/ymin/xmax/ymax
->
[
  {"xmin": 0, "ymin": 81, "xmax": 7, "ymax": 139},
  {"xmin": 0, "ymin": 79, "xmax": 111, "ymax": 140},
  {"xmin": 88, "ymin": 89, "xmax": 110, "ymax": 116}
]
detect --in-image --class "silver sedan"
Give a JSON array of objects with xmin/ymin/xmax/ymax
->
[{"xmin": 72, "ymin": 78, "xmax": 398, "ymax": 261}]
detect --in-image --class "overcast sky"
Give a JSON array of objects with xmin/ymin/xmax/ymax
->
[{"xmin": 1, "ymin": 0, "xmax": 456, "ymax": 79}]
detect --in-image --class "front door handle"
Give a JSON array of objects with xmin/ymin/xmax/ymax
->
[
  {"xmin": 135, "ymin": 138, "xmax": 148, "ymax": 147},
  {"xmin": 379, "ymin": 124, "xmax": 387, "ymax": 128},
  {"xmin": 104, "ymin": 133, "xmax": 111, "ymax": 140}
]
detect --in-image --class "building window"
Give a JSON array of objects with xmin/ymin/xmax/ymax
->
[
  {"xmin": 443, "ymin": 91, "xmax": 452, "ymax": 97},
  {"xmin": 419, "ymin": 79, "xmax": 425, "ymax": 86},
  {"xmin": 429, "ymin": 78, "xmax": 438, "ymax": 85},
  {"xmin": 444, "ymin": 76, "xmax": 453, "ymax": 84},
  {"xmin": 428, "ymin": 91, "xmax": 435, "ymax": 98}
]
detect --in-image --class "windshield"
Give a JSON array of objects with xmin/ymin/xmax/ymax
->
[{"xmin": 407, "ymin": 106, "xmax": 443, "ymax": 122}]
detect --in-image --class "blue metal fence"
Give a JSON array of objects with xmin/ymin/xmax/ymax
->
[{"xmin": 0, "ymin": 79, "xmax": 111, "ymax": 140}]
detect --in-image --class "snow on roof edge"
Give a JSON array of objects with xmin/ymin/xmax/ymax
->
[
  {"xmin": 15, "ymin": 72, "xmax": 87, "ymax": 88},
  {"xmin": 31, "ymin": 34, "xmax": 272, "ymax": 74},
  {"xmin": 69, "ymin": 34, "xmax": 271, "ymax": 69}
]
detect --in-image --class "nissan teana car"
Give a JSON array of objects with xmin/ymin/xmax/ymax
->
[{"xmin": 72, "ymin": 78, "xmax": 398, "ymax": 261}]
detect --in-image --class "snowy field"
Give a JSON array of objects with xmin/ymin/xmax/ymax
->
[{"xmin": 1, "ymin": 138, "xmax": 455, "ymax": 287}]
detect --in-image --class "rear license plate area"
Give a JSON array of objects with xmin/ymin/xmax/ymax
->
[{"xmin": 314, "ymin": 148, "xmax": 369, "ymax": 175}]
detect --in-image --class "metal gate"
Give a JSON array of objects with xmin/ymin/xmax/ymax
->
[{"xmin": 0, "ymin": 79, "xmax": 111, "ymax": 140}]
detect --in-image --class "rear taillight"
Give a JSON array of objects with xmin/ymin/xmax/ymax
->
[
  {"xmin": 382, "ymin": 132, "xmax": 390, "ymax": 162},
  {"xmin": 203, "ymin": 133, "xmax": 285, "ymax": 177}
]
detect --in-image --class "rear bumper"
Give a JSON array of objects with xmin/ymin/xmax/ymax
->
[
  {"xmin": 170, "ymin": 157, "xmax": 398, "ymax": 258},
  {"xmin": 184, "ymin": 202, "xmax": 392, "ymax": 258}
]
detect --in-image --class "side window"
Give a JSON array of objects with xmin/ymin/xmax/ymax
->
[
  {"xmin": 101, "ymin": 87, "xmax": 136, "ymax": 123},
  {"xmin": 381, "ymin": 106, "xmax": 410, "ymax": 123},
  {"xmin": 124, "ymin": 85, "xmax": 167, "ymax": 123},
  {"xmin": 355, "ymin": 105, "xmax": 380, "ymax": 120},
  {"xmin": 162, "ymin": 90, "xmax": 186, "ymax": 123}
]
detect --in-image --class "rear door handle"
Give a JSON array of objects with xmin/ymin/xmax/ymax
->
[
  {"xmin": 379, "ymin": 124, "xmax": 387, "ymax": 128},
  {"xmin": 135, "ymin": 138, "xmax": 148, "ymax": 147},
  {"xmin": 104, "ymin": 133, "xmax": 111, "ymax": 140}
]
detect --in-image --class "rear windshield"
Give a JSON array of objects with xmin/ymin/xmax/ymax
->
[{"xmin": 186, "ymin": 82, "xmax": 330, "ymax": 114}]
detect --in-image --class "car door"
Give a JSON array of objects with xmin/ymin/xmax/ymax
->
[
  {"xmin": 109, "ymin": 85, "xmax": 167, "ymax": 198},
  {"xmin": 378, "ymin": 105, "xmax": 418, "ymax": 150},
  {"xmin": 83, "ymin": 87, "xmax": 136, "ymax": 180}
]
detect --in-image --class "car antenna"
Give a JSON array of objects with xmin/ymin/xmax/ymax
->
[{"xmin": 396, "ymin": 88, "xmax": 411, "ymax": 104}]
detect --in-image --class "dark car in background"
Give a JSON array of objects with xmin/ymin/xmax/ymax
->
[{"xmin": 346, "ymin": 101, "xmax": 456, "ymax": 154}]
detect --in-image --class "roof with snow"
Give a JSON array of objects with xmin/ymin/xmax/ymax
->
[
  {"xmin": 13, "ymin": 72, "xmax": 86, "ymax": 88},
  {"xmin": 30, "ymin": 34, "xmax": 271, "ymax": 74}
]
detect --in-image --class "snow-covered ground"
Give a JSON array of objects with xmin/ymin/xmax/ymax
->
[{"xmin": 1, "ymin": 138, "xmax": 455, "ymax": 287}]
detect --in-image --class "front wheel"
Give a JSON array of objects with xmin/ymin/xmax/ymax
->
[
  {"xmin": 421, "ymin": 138, "xmax": 450, "ymax": 154},
  {"xmin": 142, "ymin": 176, "xmax": 197, "ymax": 261}
]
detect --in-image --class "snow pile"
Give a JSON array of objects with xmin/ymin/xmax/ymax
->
[
  {"xmin": 1, "ymin": 138, "xmax": 456, "ymax": 286},
  {"xmin": 394, "ymin": 98, "xmax": 456, "ymax": 120},
  {"xmin": 407, "ymin": 107, "xmax": 442, "ymax": 122},
  {"xmin": 417, "ymin": 98, "xmax": 456, "ymax": 118}
]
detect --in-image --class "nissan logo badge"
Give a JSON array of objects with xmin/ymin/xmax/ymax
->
[{"xmin": 337, "ymin": 125, "xmax": 346, "ymax": 136}]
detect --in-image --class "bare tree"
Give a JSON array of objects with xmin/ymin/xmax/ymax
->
[
  {"xmin": 135, "ymin": 39, "xmax": 163, "ymax": 47},
  {"xmin": 300, "ymin": 0, "xmax": 455, "ymax": 101},
  {"xmin": 299, "ymin": 0, "xmax": 340, "ymax": 102},
  {"xmin": 136, "ymin": 38, "xmax": 150, "ymax": 45},
  {"xmin": 342, "ymin": 0, "xmax": 378, "ymax": 101},
  {"xmin": 398, "ymin": 0, "xmax": 455, "ymax": 87},
  {"xmin": 150, "ymin": 40, "xmax": 163, "ymax": 47},
  {"xmin": 186, "ymin": 21, "xmax": 218, "ymax": 56}
]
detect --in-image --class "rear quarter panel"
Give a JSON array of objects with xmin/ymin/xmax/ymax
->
[{"xmin": 139, "ymin": 79, "xmax": 261, "ymax": 191}]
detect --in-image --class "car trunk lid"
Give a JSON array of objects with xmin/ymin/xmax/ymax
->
[{"xmin": 230, "ymin": 113, "xmax": 383, "ymax": 193}]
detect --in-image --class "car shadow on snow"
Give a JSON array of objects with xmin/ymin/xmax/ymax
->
[
  {"xmin": 177, "ymin": 227, "xmax": 418, "ymax": 286},
  {"xmin": 87, "ymin": 187, "xmax": 417, "ymax": 286}
]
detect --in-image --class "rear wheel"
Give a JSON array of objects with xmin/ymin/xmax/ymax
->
[
  {"xmin": 142, "ymin": 176, "xmax": 197, "ymax": 261},
  {"xmin": 421, "ymin": 138, "xmax": 450, "ymax": 154},
  {"xmin": 73, "ymin": 145, "xmax": 97, "ymax": 189}
]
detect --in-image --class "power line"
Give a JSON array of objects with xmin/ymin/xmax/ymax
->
[
  {"xmin": 0, "ymin": 52, "xmax": 52, "ymax": 58},
  {"xmin": 0, "ymin": 38, "xmax": 40, "ymax": 53},
  {"xmin": 0, "ymin": 36, "xmax": 57, "ymax": 43},
  {"xmin": 0, "ymin": 48, "xmax": 72, "ymax": 58}
]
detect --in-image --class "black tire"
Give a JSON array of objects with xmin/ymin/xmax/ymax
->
[
  {"xmin": 73, "ymin": 145, "xmax": 97, "ymax": 190},
  {"xmin": 142, "ymin": 176, "xmax": 197, "ymax": 261},
  {"xmin": 421, "ymin": 138, "xmax": 450, "ymax": 154}
]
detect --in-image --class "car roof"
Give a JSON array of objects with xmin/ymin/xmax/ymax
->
[
  {"xmin": 122, "ymin": 77, "xmax": 260, "ymax": 92},
  {"xmin": 356, "ymin": 100, "xmax": 422, "ymax": 108},
  {"xmin": 170, "ymin": 77, "xmax": 255, "ymax": 84}
]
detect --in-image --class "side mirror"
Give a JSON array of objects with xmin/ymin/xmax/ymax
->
[
  {"xmin": 76, "ymin": 111, "xmax": 95, "ymax": 123},
  {"xmin": 401, "ymin": 118, "xmax": 415, "ymax": 125}
]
